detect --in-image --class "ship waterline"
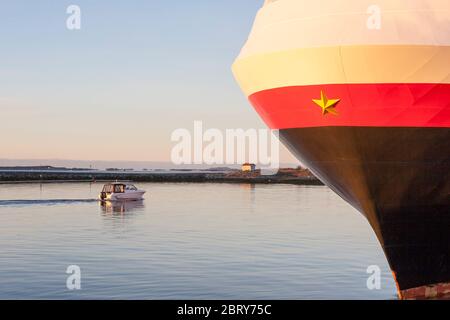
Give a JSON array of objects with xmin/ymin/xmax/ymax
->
[{"xmin": 233, "ymin": 0, "xmax": 450, "ymax": 299}]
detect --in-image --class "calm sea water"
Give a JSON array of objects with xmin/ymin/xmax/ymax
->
[{"xmin": 0, "ymin": 182, "xmax": 397, "ymax": 299}]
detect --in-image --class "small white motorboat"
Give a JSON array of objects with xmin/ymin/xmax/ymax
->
[{"xmin": 99, "ymin": 182, "xmax": 146, "ymax": 201}]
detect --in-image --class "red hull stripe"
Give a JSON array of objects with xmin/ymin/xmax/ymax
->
[{"xmin": 249, "ymin": 84, "xmax": 450, "ymax": 129}]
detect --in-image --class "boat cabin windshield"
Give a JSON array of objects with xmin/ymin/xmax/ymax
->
[
  {"xmin": 102, "ymin": 184, "xmax": 126, "ymax": 193},
  {"xmin": 102, "ymin": 184, "xmax": 138, "ymax": 193}
]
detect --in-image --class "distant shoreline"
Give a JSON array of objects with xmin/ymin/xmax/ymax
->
[{"xmin": 0, "ymin": 168, "xmax": 323, "ymax": 186}]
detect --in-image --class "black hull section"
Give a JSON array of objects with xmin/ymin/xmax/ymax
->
[{"xmin": 280, "ymin": 127, "xmax": 450, "ymax": 295}]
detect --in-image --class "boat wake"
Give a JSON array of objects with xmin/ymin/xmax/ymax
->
[{"xmin": 0, "ymin": 199, "xmax": 98, "ymax": 207}]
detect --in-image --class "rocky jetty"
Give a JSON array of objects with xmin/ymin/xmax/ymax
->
[{"xmin": 0, "ymin": 168, "xmax": 323, "ymax": 185}]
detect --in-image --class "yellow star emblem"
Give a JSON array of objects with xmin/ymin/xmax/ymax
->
[{"xmin": 312, "ymin": 90, "xmax": 340, "ymax": 116}]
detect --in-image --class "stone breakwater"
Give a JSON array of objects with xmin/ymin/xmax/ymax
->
[{"xmin": 0, "ymin": 169, "xmax": 323, "ymax": 185}]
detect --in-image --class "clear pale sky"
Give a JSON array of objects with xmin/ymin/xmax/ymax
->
[{"xmin": 0, "ymin": 0, "xmax": 298, "ymax": 165}]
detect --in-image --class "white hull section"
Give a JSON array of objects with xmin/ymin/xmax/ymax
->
[
  {"xmin": 239, "ymin": 0, "xmax": 450, "ymax": 59},
  {"xmin": 107, "ymin": 191, "xmax": 146, "ymax": 201}
]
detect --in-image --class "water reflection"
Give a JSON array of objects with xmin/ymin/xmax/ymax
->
[
  {"xmin": 100, "ymin": 200, "xmax": 145, "ymax": 215},
  {"xmin": 238, "ymin": 183, "xmax": 256, "ymax": 205},
  {"xmin": 238, "ymin": 184, "xmax": 256, "ymax": 191}
]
